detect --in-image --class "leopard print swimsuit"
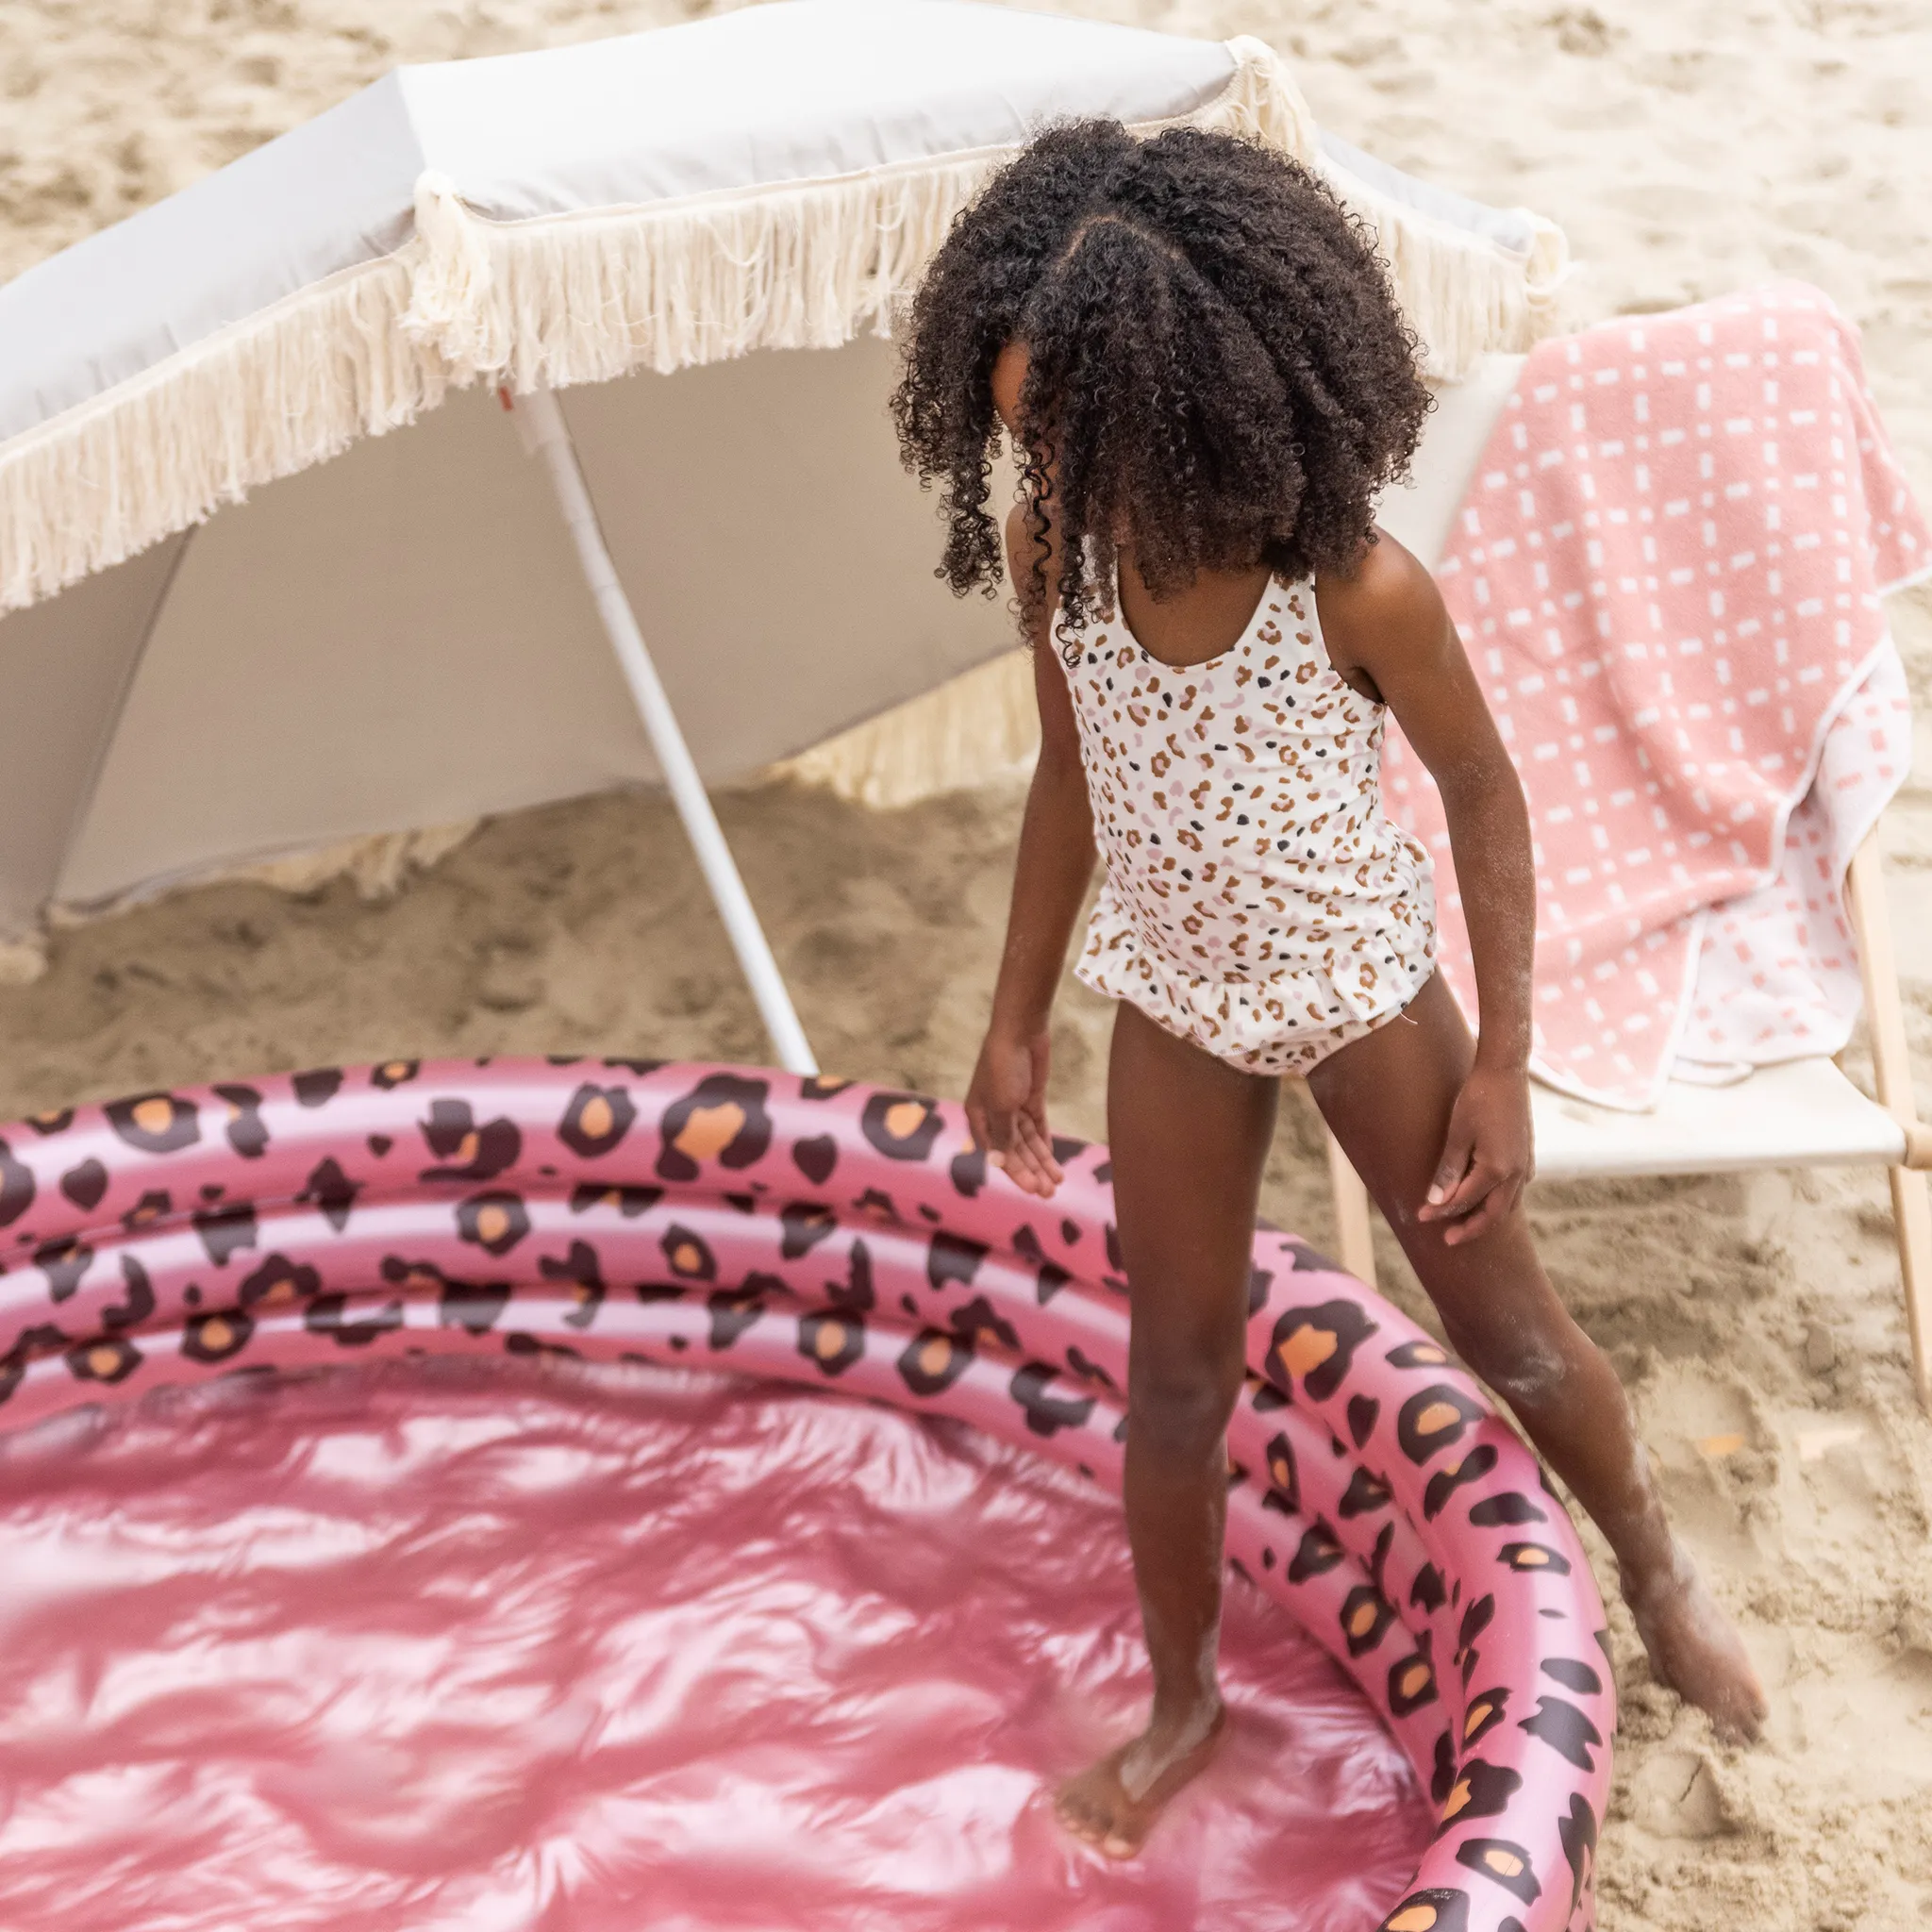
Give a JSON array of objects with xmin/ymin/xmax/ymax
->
[{"xmin": 1064, "ymin": 571, "xmax": 1437, "ymax": 1075}]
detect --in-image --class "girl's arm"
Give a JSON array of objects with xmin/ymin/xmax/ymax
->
[
  {"xmin": 964, "ymin": 502, "xmax": 1097, "ymax": 1199},
  {"xmin": 1319, "ymin": 533, "xmax": 1536, "ymax": 1245}
]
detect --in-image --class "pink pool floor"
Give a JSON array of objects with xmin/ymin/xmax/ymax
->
[{"xmin": 0, "ymin": 1360, "xmax": 1428, "ymax": 1932}]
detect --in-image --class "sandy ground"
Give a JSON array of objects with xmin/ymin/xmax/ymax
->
[{"xmin": 5, "ymin": 0, "xmax": 1932, "ymax": 1924}]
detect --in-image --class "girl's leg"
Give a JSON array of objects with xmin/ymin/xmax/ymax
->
[
  {"xmin": 1306, "ymin": 974, "xmax": 1766, "ymax": 1740},
  {"xmin": 1056, "ymin": 997, "xmax": 1279, "ymax": 1857}
]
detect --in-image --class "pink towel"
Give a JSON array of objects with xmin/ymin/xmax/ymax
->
[{"xmin": 1384, "ymin": 282, "xmax": 1930, "ymax": 1108}]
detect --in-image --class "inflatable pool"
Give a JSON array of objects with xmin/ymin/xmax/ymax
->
[{"xmin": 0, "ymin": 1059, "xmax": 1612, "ymax": 1930}]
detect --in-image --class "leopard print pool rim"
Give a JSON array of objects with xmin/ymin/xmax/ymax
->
[{"xmin": 0, "ymin": 1058, "xmax": 1610, "ymax": 1932}]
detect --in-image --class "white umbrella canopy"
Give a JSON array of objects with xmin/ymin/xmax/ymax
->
[{"xmin": 0, "ymin": 0, "xmax": 1566, "ymax": 1063}]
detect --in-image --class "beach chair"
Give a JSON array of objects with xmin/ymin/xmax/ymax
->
[
  {"xmin": 1327, "ymin": 349, "xmax": 1932, "ymax": 1407},
  {"xmin": 1324, "ymin": 837, "xmax": 1932, "ymax": 1404}
]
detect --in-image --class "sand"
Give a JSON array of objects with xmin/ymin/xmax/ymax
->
[{"xmin": 4, "ymin": 0, "xmax": 1932, "ymax": 1924}]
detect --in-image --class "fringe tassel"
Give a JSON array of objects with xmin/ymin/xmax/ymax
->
[
  {"xmin": 1317, "ymin": 153, "xmax": 1570, "ymax": 376},
  {"xmin": 0, "ymin": 933, "xmax": 46, "ymax": 987},
  {"xmin": 403, "ymin": 156, "xmax": 1008, "ymax": 391},
  {"xmin": 0, "ymin": 824, "xmax": 479, "ymax": 986},
  {"xmin": 0, "ymin": 820, "xmax": 486, "ymax": 986},
  {"xmin": 217, "ymin": 819, "xmax": 481, "ymax": 903},
  {"xmin": 1220, "ymin": 34, "xmax": 1322, "ymax": 159},
  {"xmin": 1, "ymin": 259, "xmax": 446, "ymax": 614},
  {"xmin": 767, "ymin": 650, "xmax": 1040, "ymax": 809},
  {"xmin": 401, "ymin": 172, "xmax": 505, "ymax": 375}
]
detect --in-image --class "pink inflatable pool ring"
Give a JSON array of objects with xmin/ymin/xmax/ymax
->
[{"xmin": 0, "ymin": 1058, "xmax": 1612, "ymax": 1930}]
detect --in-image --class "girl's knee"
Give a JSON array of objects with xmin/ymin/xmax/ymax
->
[
  {"xmin": 1438, "ymin": 1308, "xmax": 1572, "ymax": 1413},
  {"xmin": 1128, "ymin": 1357, "xmax": 1243, "ymax": 1457}
]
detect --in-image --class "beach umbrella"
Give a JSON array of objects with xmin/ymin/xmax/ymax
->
[{"xmin": 0, "ymin": 0, "xmax": 1566, "ymax": 1072}]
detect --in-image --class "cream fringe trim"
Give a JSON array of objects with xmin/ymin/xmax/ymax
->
[
  {"xmin": 768, "ymin": 650, "xmax": 1040, "ymax": 809},
  {"xmin": 0, "ymin": 821, "xmax": 482, "ymax": 985},
  {"xmin": 54, "ymin": 819, "xmax": 480, "ymax": 920},
  {"xmin": 1, "ymin": 259, "xmax": 449, "ymax": 615},
  {"xmin": 1, "ymin": 36, "xmax": 1561, "ymax": 620},
  {"xmin": 395, "ymin": 36, "xmax": 1316, "ymax": 391},
  {"xmin": 188, "ymin": 819, "xmax": 480, "ymax": 904},
  {"xmin": 1312, "ymin": 154, "xmax": 1569, "ymax": 389},
  {"xmin": 0, "ymin": 935, "xmax": 45, "ymax": 986}
]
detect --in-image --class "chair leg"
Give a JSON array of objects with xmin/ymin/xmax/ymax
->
[
  {"xmin": 1324, "ymin": 1124, "xmax": 1378, "ymax": 1288},
  {"xmin": 1890, "ymin": 1167, "xmax": 1932, "ymax": 1409},
  {"xmin": 1847, "ymin": 833, "xmax": 1932, "ymax": 1407}
]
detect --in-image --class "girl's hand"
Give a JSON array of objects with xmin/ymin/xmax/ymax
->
[
  {"xmin": 966, "ymin": 1025, "xmax": 1064, "ymax": 1198},
  {"xmin": 1416, "ymin": 1059, "xmax": 1534, "ymax": 1246}
]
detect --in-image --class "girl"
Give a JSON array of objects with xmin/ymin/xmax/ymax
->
[{"xmin": 891, "ymin": 122, "xmax": 1766, "ymax": 1859}]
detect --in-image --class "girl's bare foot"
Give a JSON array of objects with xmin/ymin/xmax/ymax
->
[
  {"xmin": 1054, "ymin": 1702, "xmax": 1228, "ymax": 1858},
  {"xmin": 1624, "ymin": 1547, "xmax": 1767, "ymax": 1743}
]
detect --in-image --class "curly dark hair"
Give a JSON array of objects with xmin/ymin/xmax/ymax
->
[{"xmin": 890, "ymin": 120, "xmax": 1433, "ymax": 654}]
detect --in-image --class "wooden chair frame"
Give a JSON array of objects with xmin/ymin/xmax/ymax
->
[{"xmin": 1321, "ymin": 830, "xmax": 1932, "ymax": 1408}]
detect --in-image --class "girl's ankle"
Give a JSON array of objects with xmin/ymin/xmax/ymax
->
[
  {"xmin": 1147, "ymin": 1690, "xmax": 1224, "ymax": 1746},
  {"xmin": 1617, "ymin": 1537, "xmax": 1695, "ymax": 1611}
]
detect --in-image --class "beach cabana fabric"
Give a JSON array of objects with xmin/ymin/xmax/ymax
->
[{"xmin": 0, "ymin": 0, "xmax": 1568, "ymax": 1003}]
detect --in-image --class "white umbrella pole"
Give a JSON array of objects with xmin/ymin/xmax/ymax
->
[{"xmin": 510, "ymin": 384, "xmax": 819, "ymax": 1078}]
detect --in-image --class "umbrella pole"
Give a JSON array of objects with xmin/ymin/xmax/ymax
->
[{"xmin": 509, "ymin": 384, "xmax": 819, "ymax": 1078}]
